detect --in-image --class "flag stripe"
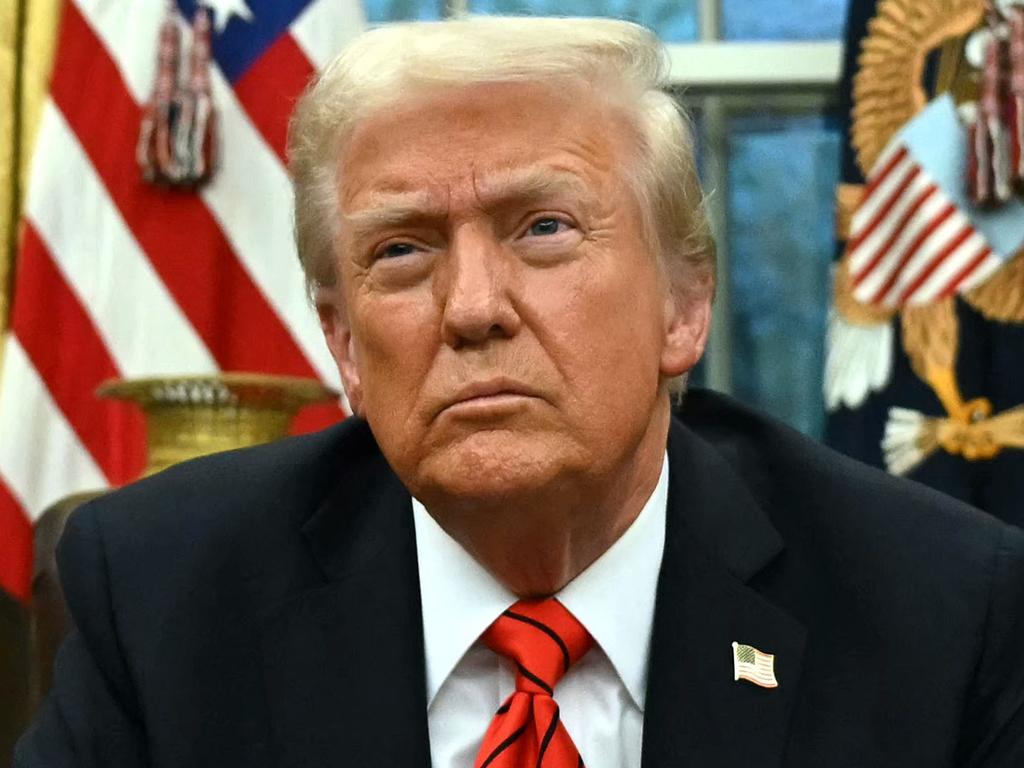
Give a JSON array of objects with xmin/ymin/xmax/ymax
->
[
  {"xmin": 848, "ymin": 169, "xmax": 932, "ymax": 277},
  {"xmin": 736, "ymin": 668, "xmax": 777, "ymax": 680},
  {"xmin": 936, "ymin": 246, "xmax": 999, "ymax": 299},
  {"xmin": 864, "ymin": 144, "xmax": 907, "ymax": 191},
  {"xmin": 232, "ymin": 32, "xmax": 315, "ymax": 164},
  {"xmin": 737, "ymin": 667, "xmax": 777, "ymax": 677},
  {"xmin": 894, "ymin": 224, "xmax": 977, "ymax": 304},
  {"xmin": 870, "ymin": 202, "xmax": 957, "ymax": 304},
  {"xmin": 847, "ymin": 157, "xmax": 917, "ymax": 255},
  {"xmin": 11, "ymin": 224, "xmax": 147, "ymax": 484},
  {"xmin": 908, "ymin": 233, "xmax": 990, "ymax": 304},
  {"xmin": 884, "ymin": 215, "xmax": 970, "ymax": 305},
  {"xmin": 907, "ymin": 229, "xmax": 992, "ymax": 303},
  {"xmin": 738, "ymin": 675, "xmax": 777, "ymax": 684},
  {"xmin": 51, "ymin": 3, "xmax": 319, "ymax": 377},
  {"xmin": 202, "ymin": 67, "xmax": 340, "ymax": 384},
  {"xmin": 0, "ymin": 478, "xmax": 33, "ymax": 602},
  {"xmin": 72, "ymin": 0, "xmax": 161, "ymax": 104},
  {"xmin": 0, "ymin": 338, "xmax": 107, "ymax": 518},
  {"xmin": 852, "ymin": 181, "xmax": 938, "ymax": 285},
  {"xmin": 26, "ymin": 101, "xmax": 216, "ymax": 377},
  {"xmin": 290, "ymin": 0, "xmax": 365, "ymax": 70}
]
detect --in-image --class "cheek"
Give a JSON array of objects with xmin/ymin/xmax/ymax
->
[
  {"xmin": 524, "ymin": 259, "xmax": 665, "ymax": 389},
  {"xmin": 351, "ymin": 291, "xmax": 439, "ymax": 409}
]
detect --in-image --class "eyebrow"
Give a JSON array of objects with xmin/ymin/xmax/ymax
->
[
  {"xmin": 474, "ymin": 166, "xmax": 595, "ymax": 208},
  {"xmin": 343, "ymin": 197, "xmax": 443, "ymax": 241},
  {"xmin": 342, "ymin": 166, "xmax": 597, "ymax": 240}
]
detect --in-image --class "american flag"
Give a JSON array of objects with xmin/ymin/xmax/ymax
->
[
  {"xmin": 0, "ymin": 0, "xmax": 363, "ymax": 604},
  {"xmin": 732, "ymin": 641, "xmax": 778, "ymax": 689},
  {"xmin": 846, "ymin": 142, "xmax": 1003, "ymax": 309},
  {"xmin": 845, "ymin": 95, "xmax": 1021, "ymax": 310}
]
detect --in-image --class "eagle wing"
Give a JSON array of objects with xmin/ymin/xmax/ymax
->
[
  {"xmin": 964, "ymin": 249, "xmax": 1024, "ymax": 323},
  {"xmin": 852, "ymin": 0, "xmax": 984, "ymax": 175},
  {"xmin": 825, "ymin": 259, "xmax": 899, "ymax": 411}
]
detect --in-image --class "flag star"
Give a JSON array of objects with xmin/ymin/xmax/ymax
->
[{"xmin": 199, "ymin": 0, "xmax": 255, "ymax": 33}]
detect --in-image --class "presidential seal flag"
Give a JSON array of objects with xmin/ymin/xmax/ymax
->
[
  {"xmin": 826, "ymin": 0, "xmax": 1024, "ymax": 527},
  {"xmin": 732, "ymin": 642, "xmax": 779, "ymax": 689},
  {"xmin": 0, "ymin": 0, "xmax": 364, "ymax": 608}
]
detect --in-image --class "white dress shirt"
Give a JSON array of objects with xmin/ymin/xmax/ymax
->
[{"xmin": 411, "ymin": 454, "xmax": 668, "ymax": 768}]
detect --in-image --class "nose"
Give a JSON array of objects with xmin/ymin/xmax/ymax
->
[{"xmin": 438, "ymin": 225, "xmax": 521, "ymax": 349}]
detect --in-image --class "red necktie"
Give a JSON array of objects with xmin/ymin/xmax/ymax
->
[{"xmin": 473, "ymin": 598, "xmax": 594, "ymax": 768}]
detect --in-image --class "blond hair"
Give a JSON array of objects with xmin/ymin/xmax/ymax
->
[{"xmin": 288, "ymin": 16, "xmax": 716, "ymax": 303}]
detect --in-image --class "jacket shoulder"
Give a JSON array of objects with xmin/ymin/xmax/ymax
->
[
  {"xmin": 676, "ymin": 388, "xmax": 1008, "ymax": 568},
  {"xmin": 71, "ymin": 417, "xmax": 373, "ymax": 543},
  {"xmin": 56, "ymin": 418, "xmax": 382, "ymax": 650}
]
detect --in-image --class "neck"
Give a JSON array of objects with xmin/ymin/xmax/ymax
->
[{"xmin": 424, "ymin": 401, "xmax": 671, "ymax": 597}]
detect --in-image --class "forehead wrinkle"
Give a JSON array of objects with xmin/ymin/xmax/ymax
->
[
  {"xmin": 342, "ymin": 162, "xmax": 608, "ymax": 244},
  {"xmin": 472, "ymin": 165, "xmax": 599, "ymax": 210},
  {"xmin": 343, "ymin": 191, "xmax": 450, "ymax": 238}
]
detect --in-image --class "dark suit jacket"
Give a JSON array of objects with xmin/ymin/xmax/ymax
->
[{"xmin": 15, "ymin": 390, "xmax": 1024, "ymax": 767}]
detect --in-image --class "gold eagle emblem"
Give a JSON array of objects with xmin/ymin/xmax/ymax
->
[{"xmin": 829, "ymin": 0, "xmax": 1024, "ymax": 474}]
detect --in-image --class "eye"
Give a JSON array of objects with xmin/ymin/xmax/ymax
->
[
  {"xmin": 377, "ymin": 242, "xmax": 418, "ymax": 260},
  {"xmin": 514, "ymin": 214, "xmax": 583, "ymax": 264},
  {"xmin": 526, "ymin": 217, "xmax": 569, "ymax": 237}
]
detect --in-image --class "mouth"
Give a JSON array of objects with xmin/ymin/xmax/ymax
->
[{"xmin": 437, "ymin": 378, "xmax": 543, "ymax": 418}]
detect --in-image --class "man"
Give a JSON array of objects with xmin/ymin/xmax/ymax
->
[{"xmin": 16, "ymin": 16, "xmax": 1024, "ymax": 768}]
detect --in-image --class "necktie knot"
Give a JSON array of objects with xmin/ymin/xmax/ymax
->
[
  {"xmin": 474, "ymin": 599, "xmax": 593, "ymax": 767},
  {"xmin": 482, "ymin": 598, "xmax": 593, "ymax": 695}
]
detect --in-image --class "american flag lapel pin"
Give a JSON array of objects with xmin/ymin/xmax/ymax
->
[{"xmin": 732, "ymin": 641, "xmax": 779, "ymax": 689}]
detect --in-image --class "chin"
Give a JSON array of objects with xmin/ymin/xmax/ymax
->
[{"xmin": 410, "ymin": 429, "xmax": 585, "ymax": 505}]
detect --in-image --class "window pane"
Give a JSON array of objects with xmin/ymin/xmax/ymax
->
[
  {"xmin": 466, "ymin": 0, "xmax": 699, "ymax": 42},
  {"xmin": 723, "ymin": 0, "xmax": 848, "ymax": 40},
  {"xmin": 363, "ymin": 0, "xmax": 445, "ymax": 23},
  {"xmin": 725, "ymin": 111, "xmax": 840, "ymax": 438}
]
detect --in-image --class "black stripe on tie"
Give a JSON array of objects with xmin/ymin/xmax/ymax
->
[
  {"xmin": 480, "ymin": 723, "xmax": 528, "ymax": 768},
  {"xmin": 503, "ymin": 610, "xmax": 572, "ymax": 672},
  {"xmin": 516, "ymin": 662, "xmax": 554, "ymax": 695},
  {"xmin": 495, "ymin": 701, "xmax": 512, "ymax": 715},
  {"xmin": 536, "ymin": 706, "xmax": 560, "ymax": 767},
  {"xmin": 578, "ymin": 757, "xmax": 584, "ymax": 767}
]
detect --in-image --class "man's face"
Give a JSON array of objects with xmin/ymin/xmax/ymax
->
[{"xmin": 318, "ymin": 81, "xmax": 709, "ymax": 505}]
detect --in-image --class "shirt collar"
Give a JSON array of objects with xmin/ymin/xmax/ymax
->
[
  {"xmin": 412, "ymin": 453, "xmax": 668, "ymax": 711},
  {"xmin": 412, "ymin": 496, "xmax": 516, "ymax": 707}
]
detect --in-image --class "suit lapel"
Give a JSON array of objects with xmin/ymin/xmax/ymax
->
[
  {"xmin": 642, "ymin": 419, "xmax": 806, "ymax": 768},
  {"xmin": 257, "ymin": 413, "xmax": 805, "ymax": 767},
  {"xmin": 260, "ymin": 420, "xmax": 431, "ymax": 768}
]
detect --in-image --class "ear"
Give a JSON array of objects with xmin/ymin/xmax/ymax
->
[
  {"xmin": 316, "ymin": 287, "xmax": 364, "ymax": 416},
  {"xmin": 660, "ymin": 288, "xmax": 712, "ymax": 379}
]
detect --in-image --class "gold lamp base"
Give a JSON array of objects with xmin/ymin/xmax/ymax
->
[{"xmin": 97, "ymin": 373, "xmax": 340, "ymax": 477}]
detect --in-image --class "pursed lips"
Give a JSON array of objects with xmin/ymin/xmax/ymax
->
[{"xmin": 434, "ymin": 377, "xmax": 543, "ymax": 418}]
